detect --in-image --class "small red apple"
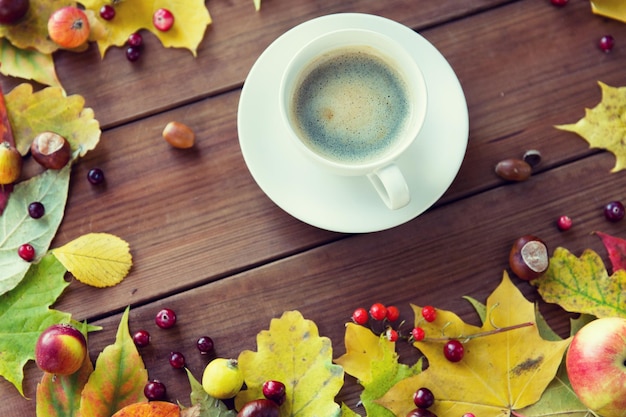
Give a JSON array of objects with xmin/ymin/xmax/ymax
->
[
  {"xmin": 47, "ymin": 6, "xmax": 90, "ymax": 49},
  {"xmin": 35, "ymin": 323, "xmax": 87, "ymax": 375},
  {"xmin": 566, "ymin": 317, "xmax": 626, "ymax": 417}
]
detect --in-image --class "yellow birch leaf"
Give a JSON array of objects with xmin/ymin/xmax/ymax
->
[
  {"xmin": 555, "ymin": 82, "xmax": 626, "ymax": 173},
  {"xmin": 51, "ymin": 233, "xmax": 132, "ymax": 288},
  {"xmin": 532, "ymin": 247, "xmax": 626, "ymax": 318},
  {"xmin": 235, "ymin": 311, "xmax": 344, "ymax": 417},
  {"xmin": 377, "ymin": 272, "xmax": 571, "ymax": 417},
  {"xmin": 80, "ymin": 0, "xmax": 211, "ymax": 57},
  {"xmin": 591, "ymin": 0, "xmax": 626, "ymax": 23}
]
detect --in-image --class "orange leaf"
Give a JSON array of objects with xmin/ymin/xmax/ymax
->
[{"xmin": 111, "ymin": 401, "xmax": 180, "ymax": 417}]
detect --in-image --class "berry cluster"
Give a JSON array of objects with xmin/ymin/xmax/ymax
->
[
  {"xmin": 132, "ymin": 307, "xmax": 215, "ymax": 401},
  {"xmin": 351, "ymin": 303, "xmax": 401, "ymax": 341}
]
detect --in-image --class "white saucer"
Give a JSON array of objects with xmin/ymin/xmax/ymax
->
[{"xmin": 237, "ymin": 13, "xmax": 468, "ymax": 233}]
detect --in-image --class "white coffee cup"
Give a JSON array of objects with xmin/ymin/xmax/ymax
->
[{"xmin": 279, "ymin": 28, "xmax": 428, "ymax": 210}]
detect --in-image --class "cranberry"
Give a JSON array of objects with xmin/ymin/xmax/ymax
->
[
  {"xmin": 28, "ymin": 201, "xmax": 45, "ymax": 219},
  {"xmin": 155, "ymin": 308, "xmax": 176, "ymax": 329},
  {"xmin": 126, "ymin": 46, "xmax": 141, "ymax": 62},
  {"xmin": 443, "ymin": 339, "xmax": 465, "ymax": 362},
  {"xmin": 196, "ymin": 336, "xmax": 214, "ymax": 354},
  {"xmin": 18, "ymin": 243, "xmax": 35, "ymax": 262},
  {"xmin": 87, "ymin": 168, "xmax": 105, "ymax": 185},
  {"xmin": 127, "ymin": 32, "xmax": 143, "ymax": 47},
  {"xmin": 144, "ymin": 380, "xmax": 166, "ymax": 401},
  {"xmin": 550, "ymin": 0, "xmax": 568, "ymax": 6},
  {"xmin": 132, "ymin": 329, "xmax": 151, "ymax": 347},
  {"xmin": 99, "ymin": 4, "xmax": 115, "ymax": 20},
  {"xmin": 599, "ymin": 35, "xmax": 615, "ymax": 53},
  {"xmin": 169, "ymin": 351, "xmax": 185, "ymax": 369},
  {"xmin": 413, "ymin": 387, "xmax": 435, "ymax": 409},
  {"xmin": 604, "ymin": 200, "xmax": 625, "ymax": 222},
  {"xmin": 262, "ymin": 380, "xmax": 286, "ymax": 405},
  {"xmin": 556, "ymin": 215, "xmax": 572, "ymax": 231}
]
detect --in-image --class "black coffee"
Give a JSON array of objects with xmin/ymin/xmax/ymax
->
[{"xmin": 290, "ymin": 46, "xmax": 411, "ymax": 164}]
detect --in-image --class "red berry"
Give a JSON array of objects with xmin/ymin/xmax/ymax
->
[
  {"xmin": 352, "ymin": 307, "xmax": 369, "ymax": 325},
  {"xmin": 604, "ymin": 200, "xmax": 625, "ymax": 222},
  {"xmin": 550, "ymin": 0, "xmax": 568, "ymax": 6},
  {"xmin": 155, "ymin": 308, "xmax": 176, "ymax": 329},
  {"xmin": 126, "ymin": 46, "xmax": 141, "ymax": 62},
  {"xmin": 169, "ymin": 351, "xmax": 185, "ymax": 369},
  {"xmin": 406, "ymin": 409, "xmax": 437, "ymax": 417},
  {"xmin": 197, "ymin": 336, "xmax": 214, "ymax": 354},
  {"xmin": 369, "ymin": 303, "xmax": 387, "ymax": 321},
  {"xmin": 18, "ymin": 243, "xmax": 35, "ymax": 262},
  {"xmin": 153, "ymin": 8, "xmax": 174, "ymax": 31},
  {"xmin": 413, "ymin": 387, "xmax": 435, "ymax": 408},
  {"xmin": 144, "ymin": 380, "xmax": 166, "ymax": 401},
  {"xmin": 599, "ymin": 35, "xmax": 615, "ymax": 53},
  {"xmin": 556, "ymin": 215, "xmax": 572, "ymax": 231},
  {"xmin": 127, "ymin": 32, "xmax": 143, "ymax": 47},
  {"xmin": 386, "ymin": 305, "xmax": 400, "ymax": 322},
  {"xmin": 421, "ymin": 305, "xmax": 437, "ymax": 322},
  {"xmin": 132, "ymin": 329, "xmax": 151, "ymax": 347},
  {"xmin": 411, "ymin": 327, "xmax": 425, "ymax": 341},
  {"xmin": 262, "ymin": 380, "xmax": 286, "ymax": 406},
  {"xmin": 443, "ymin": 339, "xmax": 465, "ymax": 362},
  {"xmin": 87, "ymin": 168, "xmax": 105, "ymax": 185},
  {"xmin": 386, "ymin": 328, "xmax": 398, "ymax": 342},
  {"xmin": 99, "ymin": 4, "xmax": 115, "ymax": 20},
  {"xmin": 462, "ymin": 414, "xmax": 476, "ymax": 417}
]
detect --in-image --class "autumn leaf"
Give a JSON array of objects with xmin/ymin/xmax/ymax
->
[
  {"xmin": 532, "ymin": 246, "xmax": 626, "ymax": 318},
  {"xmin": 377, "ymin": 272, "xmax": 571, "ymax": 417},
  {"xmin": 0, "ymin": 165, "xmax": 70, "ymax": 296},
  {"xmin": 595, "ymin": 231, "xmax": 626, "ymax": 273},
  {"xmin": 555, "ymin": 82, "xmax": 626, "ymax": 173},
  {"xmin": 78, "ymin": 307, "xmax": 148, "ymax": 417},
  {"xmin": 335, "ymin": 323, "xmax": 422, "ymax": 417},
  {"xmin": 340, "ymin": 404, "xmax": 361, "ymax": 417},
  {"xmin": 0, "ymin": 254, "xmax": 72, "ymax": 396},
  {"xmin": 235, "ymin": 310, "xmax": 344, "ymax": 417},
  {"xmin": 253, "ymin": 0, "xmax": 261, "ymax": 11},
  {"xmin": 36, "ymin": 321, "xmax": 94, "ymax": 417},
  {"xmin": 51, "ymin": 233, "xmax": 132, "ymax": 288},
  {"xmin": 591, "ymin": 0, "xmax": 626, "ymax": 23},
  {"xmin": 80, "ymin": 0, "xmax": 211, "ymax": 57},
  {"xmin": 112, "ymin": 401, "xmax": 180, "ymax": 417},
  {"xmin": 5, "ymin": 83, "xmax": 100, "ymax": 156},
  {"xmin": 184, "ymin": 368, "xmax": 236, "ymax": 417},
  {"xmin": 0, "ymin": 39, "xmax": 61, "ymax": 87}
]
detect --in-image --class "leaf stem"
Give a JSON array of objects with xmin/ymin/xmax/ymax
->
[{"xmin": 420, "ymin": 321, "xmax": 534, "ymax": 343}]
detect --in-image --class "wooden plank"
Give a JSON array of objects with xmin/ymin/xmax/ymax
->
[{"xmin": 4, "ymin": 149, "xmax": 625, "ymax": 414}]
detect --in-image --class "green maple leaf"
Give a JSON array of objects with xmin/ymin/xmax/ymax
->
[
  {"xmin": 80, "ymin": 0, "xmax": 212, "ymax": 57},
  {"xmin": 235, "ymin": 311, "xmax": 344, "ymax": 417},
  {"xmin": 556, "ymin": 82, "xmax": 626, "ymax": 172},
  {"xmin": 532, "ymin": 247, "xmax": 626, "ymax": 318},
  {"xmin": 0, "ymin": 254, "xmax": 72, "ymax": 396},
  {"xmin": 0, "ymin": 166, "xmax": 70, "ymax": 296}
]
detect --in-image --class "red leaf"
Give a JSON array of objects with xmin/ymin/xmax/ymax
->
[{"xmin": 595, "ymin": 231, "xmax": 626, "ymax": 272}]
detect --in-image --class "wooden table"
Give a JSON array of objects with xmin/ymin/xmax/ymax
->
[{"xmin": 3, "ymin": 0, "xmax": 626, "ymax": 415}]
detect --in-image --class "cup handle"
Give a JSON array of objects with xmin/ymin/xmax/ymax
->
[{"xmin": 367, "ymin": 163, "xmax": 410, "ymax": 210}]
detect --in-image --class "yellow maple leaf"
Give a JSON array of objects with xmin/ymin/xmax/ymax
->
[
  {"xmin": 5, "ymin": 84, "xmax": 100, "ymax": 157},
  {"xmin": 235, "ymin": 311, "xmax": 344, "ymax": 417},
  {"xmin": 51, "ymin": 233, "xmax": 133, "ymax": 287},
  {"xmin": 532, "ymin": 246, "xmax": 626, "ymax": 318},
  {"xmin": 556, "ymin": 82, "xmax": 626, "ymax": 173},
  {"xmin": 80, "ymin": 0, "xmax": 212, "ymax": 57},
  {"xmin": 591, "ymin": 0, "xmax": 626, "ymax": 23},
  {"xmin": 376, "ymin": 272, "xmax": 571, "ymax": 417}
]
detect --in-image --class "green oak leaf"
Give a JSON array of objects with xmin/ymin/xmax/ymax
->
[
  {"xmin": 0, "ymin": 254, "xmax": 71, "ymax": 396},
  {"xmin": 0, "ymin": 165, "xmax": 70, "ymax": 296}
]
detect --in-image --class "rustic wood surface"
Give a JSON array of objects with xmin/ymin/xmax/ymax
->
[{"xmin": 2, "ymin": 0, "xmax": 626, "ymax": 415}]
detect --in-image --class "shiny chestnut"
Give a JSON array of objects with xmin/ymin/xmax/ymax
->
[
  {"xmin": 509, "ymin": 235, "xmax": 549, "ymax": 281},
  {"xmin": 31, "ymin": 131, "xmax": 71, "ymax": 170},
  {"xmin": 236, "ymin": 399, "xmax": 280, "ymax": 417}
]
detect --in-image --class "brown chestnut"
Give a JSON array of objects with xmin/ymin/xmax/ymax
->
[
  {"xmin": 495, "ymin": 158, "xmax": 532, "ymax": 182},
  {"xmin": 509, "ymin": 235, "xmax": 549, "ymax": 281},
  {"xmin": 31, "ymin": 131, "xmax": 71, "ymax": 170},
  {"xmin": 236, "ymin": 399, "xmax": 279, "ymax": 417}
]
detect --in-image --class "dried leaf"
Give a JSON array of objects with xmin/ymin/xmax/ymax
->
[
  {"xmin": 0, "ymin": 254, "xmax": 71, "ymax": 396},
  {"xmin": 556, "ymin": 82, "xmax": 626, "ymax": 172},
  {"xmin": 533, "ymin": 247, "xmax": 626, "ymax": 318},
  {"xmin": 0, "ymin": 166, "xmax": 70, "ymax": 295},
  {"xmin": 377, "ymin": 273, "xmax": 570, "ymax": 417},
  {"xmin": 0, "ymin": 39, "xmax": 61, "ymax": 87},
  {"xmin": 5, "ymin": 84, "xmax": 100, "ymax": 156},
  {"xmin": 235, "ymin": 311, "xmax": 344, "ymax": 417},
  {"xmin": 112, "ymin": 402, "xmax": 180, "ymax": 417},
  {"xmin": 51, "ymin": 233, "xmax": 132, "ymax": 288},
  {"xmin": 79, "ymin": 0, "xmax": 212, "ymax": 57},
  {"xmin": 591, "ymin": 0, "xmax": 626, "ymax": 23},
  {"xmin": 595, "ymin": 231, "xmax": 626, "ymax": 273},
  {"xmin": 36, "ymin": 321, "xmax": 94, "ymax": 417},
  {"xmin": 335, "ymin": 323, "xmax": 422, "ymax": 417},
  {"xmin": 78, "ymin": 307, "xmax": 148, "ymax": 417}
]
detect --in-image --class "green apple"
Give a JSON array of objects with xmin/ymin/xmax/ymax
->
[
  {"xmin": 35, "ymin": 323, "xmax": 87, "ymax": 375},
  {"xmin": 566, "ymin": 317, "xmax": 626, "ymax": 417}
]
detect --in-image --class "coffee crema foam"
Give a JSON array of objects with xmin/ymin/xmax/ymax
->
[{"xmin": 291, "ymin": 46, "xmax": 411, "ymax": 165}]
